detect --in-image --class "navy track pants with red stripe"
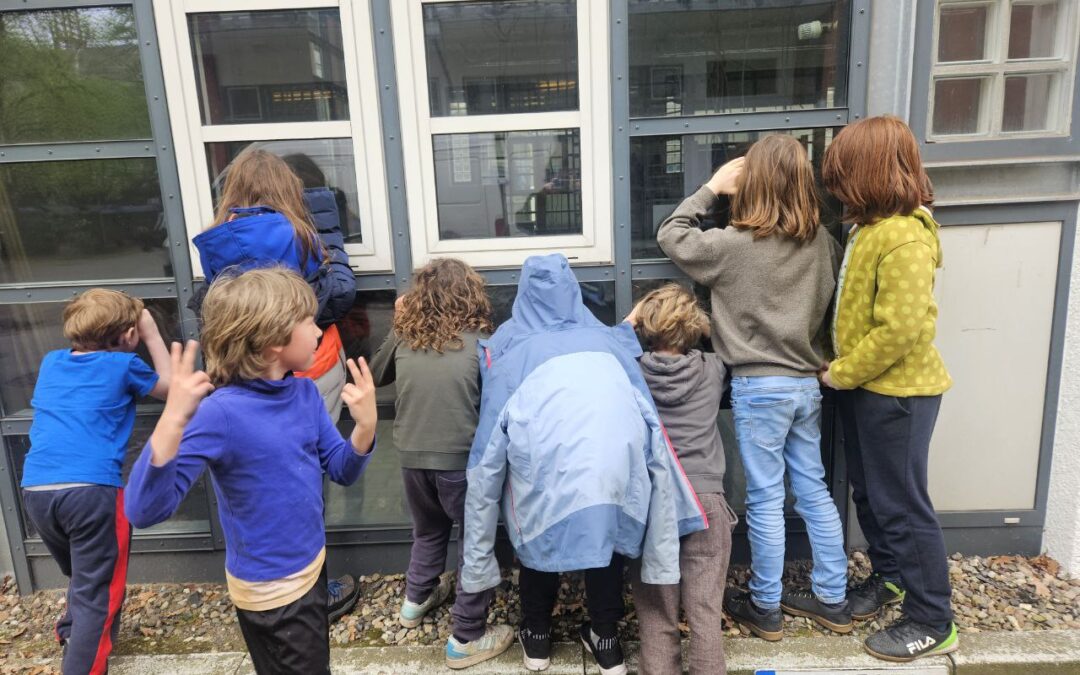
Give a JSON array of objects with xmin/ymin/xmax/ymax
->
[{"xmin": 22, "ymin": 486, "xmax": 131, "ymax": 675}]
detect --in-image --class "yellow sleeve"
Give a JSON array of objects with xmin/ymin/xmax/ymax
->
[{"xmin": 830, "ymin": 242, "xmax": 935, "ymax": 389}]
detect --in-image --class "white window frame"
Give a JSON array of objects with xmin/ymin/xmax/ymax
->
[
  {"xmin": 153, "ymin": 0, "xmax": 394, "ymax": 277},
  {"xmin": 392, "ymin": 0, "xmax": 613, "ymax": 269},
  {"xmin": 928, "ymin": 0, "xmax": 1079, "ymax": 141}
]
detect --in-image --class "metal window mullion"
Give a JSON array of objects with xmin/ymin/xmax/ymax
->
[
  {"xmin": 0, "ymin": 439, "xmax": 33, "ymax": 594},
  {"xmin": 372, "ymin": 0, "xmax": 413, "ymax": 291},
  {"xmin": 847, "ymin": 0, "xmax": 872, "ymax": 121},
  {"xmin": 0, "ymin": 141, "xmax": 155, "ymax": 164},
  {"xmin": 611, "ymin": 0, "xmax": 632, "ymax": 319},
  {"xmin": 134, "ymin": 0, "xmax": 200, "ymax": 340}
]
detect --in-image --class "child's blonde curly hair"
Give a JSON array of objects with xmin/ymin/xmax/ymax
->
[{"xmin": 635, "ymin": 283, "xmax": 710, "ymax": 354}]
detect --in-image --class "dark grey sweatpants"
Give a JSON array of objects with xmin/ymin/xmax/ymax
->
[
  {"xmin": 402, "ymin": 468, "xmax": 493, "ymax": 642},
  {"xmin": 838, "ymin": 388, "xmax": 954, "ymax": 626}
]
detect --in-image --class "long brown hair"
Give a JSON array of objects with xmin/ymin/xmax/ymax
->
[
  {"xmin": 821, "ymin": 115, "xmax": 934, "ymax": 224},
  {"xmin": 394, "ymin": 258, "xmax": 494, "ymax": 352},
  {"xmin": 211, "ymin": 149, "xmax": 325, "ymax": 266},
  {"xmin": 730, "ymin": 134, "xmax": 820, "ymax": 242}
]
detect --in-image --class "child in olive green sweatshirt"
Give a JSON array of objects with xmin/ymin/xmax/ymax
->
[{"xmin": 821, "ymin": 115, "xmax": 957, "ymax": 664}]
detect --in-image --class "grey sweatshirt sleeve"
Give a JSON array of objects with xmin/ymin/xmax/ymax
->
[
  {"xmin": 656, "ymin": 185, "xmax": 728, "ymax": 287},
  {"xmin": 368, "ymin": 331, "xmax": 399, "ymax": 388}
]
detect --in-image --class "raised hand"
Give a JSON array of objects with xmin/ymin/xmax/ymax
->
[
  {"xmin": 162, "ymin": 341, "xmax": 214, "ymax": 425},
  {"xmin": 150, "ymin": 341, "xmax": 213, "ymax": 467},
  {"xmin": 706, "ymin": 156, "xmax": 746, "ymax": 196},
  {"xmin": 343, "ymin": 357, "xmax": 377, "ymax": 454},
  {"xmin": 137, "ymin": 309, "xmax": 160, "ymax": 340}
]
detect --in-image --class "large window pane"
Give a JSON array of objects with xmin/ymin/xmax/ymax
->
[
  {"xmin": 1003, "ymin": 73, "xmax": 1055, "ymax": 132},
  {"xmin": 423, "ymin": 0, "xmax": 578, "ymax": 116},
  {"xmin": 938, "ymin": 5, "xmax": 988, "ymax": 62},
  {"xmin": 932, "ymin": 77, "xmax": 989, "ymax": 136},
  {"xmin": 433, "ymin": 129, "xmax": 582, "ymax": 240},
  {"xmin": 488, "ymin": 280, "xmax": 615, "ymax": 327},
  {"xmin": 206, "ymin": 139, "xmax": 362, "ymax": 244},
  {"xmin": 1009, "ymin": 2, "xmax": 1060, "ymax": 60},
  {"xmin": 189, "ymin": 10, "xmax": 349, "ymax": 125},
  {"xmin": 0, "ymin": 159, "xmax": 170, "ymax": 285},
  {"xmin": 630, "ymin": 128, "xmax": 839, "ymax": 260},
  {"xmin": 628, "ymin": 0, "xmax": 849, "ymax": 118},
  {"xmin": 9, "ymin": 430, "xmax": 211, "ymax": 536},
  {"xmin": 0, "ymin": 299, "xmax": 180, "ymax": 417},
  {"xmin": 0, "ymin": 7, "xmax": 151, "ymax": 144}
]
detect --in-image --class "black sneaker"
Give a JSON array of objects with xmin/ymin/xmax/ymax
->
[
  {"xmin": 579, "ymin": 623, "xmax": 627, "ymax": 675},
  {"xmin": 864, "ymin": 617, "xmax": 958, "ymax": 662},
  {"xmin": 518, "ymin": 625, "xmax": 552, "ymax": 672},
  {"xmin": 848, "ymin": 573, "xmax": 905, "ymax": 620},
  {"xmin": 723, "ymin": 589, "xmax": 783, "ymax": 641},
  {"xmin": 780, "ymin": 588, "xmax": 853, "ymax": 633},
  {"xmin": 327, "ymin": 574, "xmax": 361, "ymax": 622}
]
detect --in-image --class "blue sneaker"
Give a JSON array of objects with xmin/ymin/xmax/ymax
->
[
  {"xmin": 399, "ymin": 575, "xmax": 452, "ymax": 628},
  {"xmin": 327, "ymin": 574, "xmax": 360, "ymax": 623},
  {"xmin": 446, "ymin": 624, "xmax": 514, "ymax": 669}
]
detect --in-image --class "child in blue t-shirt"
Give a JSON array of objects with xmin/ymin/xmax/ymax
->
[{"xmin": 20, "ymin": 289, "xmax": 171, "ymax": 674}]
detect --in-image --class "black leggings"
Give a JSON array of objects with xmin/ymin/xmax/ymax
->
[{"xmin": 518, "ymin": 554, "xmax": 625, "ymax": 636}]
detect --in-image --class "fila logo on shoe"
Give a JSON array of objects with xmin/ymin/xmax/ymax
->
[{"xmin": 906, "ymin": 636, "xmax": 936, "ymax": 654}]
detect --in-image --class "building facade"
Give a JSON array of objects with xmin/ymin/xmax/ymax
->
[{"xmin": 0, "ymin": 0, "xmax": 1078, "ymax": 592}]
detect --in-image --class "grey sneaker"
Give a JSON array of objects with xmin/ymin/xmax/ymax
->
[
  {"xmin": 445, "ymin": 624, "xmax": 515, "ymax": 669},
  {"xmin": 864, "ymin": 617, "xmax": 958, "ymax": 662},
  {"xmin": 399, "ymin": 575, "xmax": 452, "ymax": 628}
]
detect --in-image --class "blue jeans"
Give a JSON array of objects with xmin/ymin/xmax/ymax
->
[{"xmin": 731, "ymin": 376, "xmax": 847, "ymax": 608}]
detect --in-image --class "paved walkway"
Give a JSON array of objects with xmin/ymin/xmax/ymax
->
[{"xmin": 5, "ymin": 630, "xmax": 1079, "ymax": 674}]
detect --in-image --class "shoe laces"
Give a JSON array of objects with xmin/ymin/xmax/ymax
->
[
  {"xmin": 788, "ymin": 588, "xmax": 815, "ymax": 600},
  {"xmin": 851, "ymin": 573, "xmax": 885, "ymax": 594}
]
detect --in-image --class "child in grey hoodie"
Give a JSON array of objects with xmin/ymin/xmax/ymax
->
[{"xmin": 625, "ymin": 283, "xmax": 736, "ymax": 675}]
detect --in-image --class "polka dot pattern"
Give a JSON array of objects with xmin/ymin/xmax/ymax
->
[{"xmin": 831, "ymin": 215, "xmax": 952, "ymax": 395}]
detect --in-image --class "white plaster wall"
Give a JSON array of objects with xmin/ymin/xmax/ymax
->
[{"xmin": 1045, "ymin": 202, "xmax": 1080, "ymax": 575}]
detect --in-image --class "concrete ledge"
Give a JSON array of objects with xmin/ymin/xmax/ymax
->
[{"xmin": 6, "ymin": 630, "xmax": 1078, "ymax": 674}]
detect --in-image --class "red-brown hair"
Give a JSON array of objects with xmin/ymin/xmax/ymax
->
[{"xmin": 822, "ymin": 115, "xmax": 934, "ymax": 224}]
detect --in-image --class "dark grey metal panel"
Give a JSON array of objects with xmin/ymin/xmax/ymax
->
[
  {"xmin": 356, "ymin": 274, "xmax": 397, "ymax": 292},
  {"xmin": 0, "ymin": 447, "xmax": 32, "ymax": 593},
  {"xmin": 0, "ymin": 0, "xmax": 127, "ymax": 10},
  {"xmin": 0, "ymin": 282, "xmax": 176, "ymax": 304},
  {"xmin": 631, "ymin": 109, "xmax": 849, "ymax": 137},
  {"xmin": 0, "ymin": 141, "xmax": 155, "ymax": 163},
  {"xmin": 910, "ymin": 0, "xmax": 1080, "ymax": 162}
]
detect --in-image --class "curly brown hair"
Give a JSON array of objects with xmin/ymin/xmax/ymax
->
[
  {"xmin": 394, "ymin": 258, "xmax": 494, "ymax": 352},
  {"xmin": 636, "ymin": 283, "xmax": 710, "ymax": 353}
]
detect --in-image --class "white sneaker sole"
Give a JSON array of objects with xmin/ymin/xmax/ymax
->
[
  {"xmin": 580, "ymin": 637, "xmax": 628, "ymax": 675},
  {"xmin": 522, "ymin": 655, "xmax": 550, "ymax": 671}
]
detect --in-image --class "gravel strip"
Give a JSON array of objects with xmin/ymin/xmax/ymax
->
[{"xmin": 1, "ymin": 552, "xmax": 1076, "ymax": 671}]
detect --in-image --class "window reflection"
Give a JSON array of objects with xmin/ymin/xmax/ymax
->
[
  {"xmin": 0, "ymin": 160, "xmax": 170, "ymax": 285},
  {"xmin": 433, "ymin": 129, "xmax": 582, "ymax": 240},
  {"xmin": 189, "ymin": 10, "xmax": 349, "ymax": 125},
  {"xmin": 206, "ymin": 139, "xmax": 363, "ymax": 244},
  {"xmin": 0, "ymin": 7, "xmax": 150, "ymax": 143},
  {"xmin": 423, "ymin": 0, "xmax": 578, "ymax": 116},
  {"xmin": 628, "ymin": 0, "xmax": 850, "ymax": 118},
  {"xmin": 630, "ymin": 128, "xmax": 839, "ymax": 260}
]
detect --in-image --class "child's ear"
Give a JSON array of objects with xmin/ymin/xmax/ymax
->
[
  {"xmin": 262, "ymin": 344, "xmax": 284, "ymax": 362},
  {"xmin": 118, "ymin": 326, "xmax": 138, "ymax": 350}
]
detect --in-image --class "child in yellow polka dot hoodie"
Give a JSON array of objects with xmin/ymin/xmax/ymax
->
[{"xmin": 821, "ymin": 116, "xmax": 957, "ymax": 664}]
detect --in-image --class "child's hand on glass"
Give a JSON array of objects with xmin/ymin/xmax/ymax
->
[
  {"xmin": 344, "ymin": 357, "xmax": 377, "ymax": 454},
  {"xmin": 137, "ymin": 309, "xmax": 160, "ymax": 340},
  {"xmin": 706, "ymin": 156, "xmax": 746, "ymax": 196},
  {"xmin": 624, "ymin": 299, "xmax": 645, "ymax": 327}
]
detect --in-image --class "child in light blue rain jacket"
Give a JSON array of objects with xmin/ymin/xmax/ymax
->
[{"xmin": 461, "ymin": 253, "xmax": 706, "ymax": 675}]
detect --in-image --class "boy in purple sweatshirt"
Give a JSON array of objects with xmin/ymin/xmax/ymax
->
[{"xmin": 125, "ymin": 268, "xmax": 377, "ymax": 674}]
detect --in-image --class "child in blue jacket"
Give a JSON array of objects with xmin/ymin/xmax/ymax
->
[
  {"xmin": 461, "ymin": 254, "xmax": 707, "ymax": 675},
  {"xmin": 125, "ymin": 268, "xmax": 377, "ymax": 674}
]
